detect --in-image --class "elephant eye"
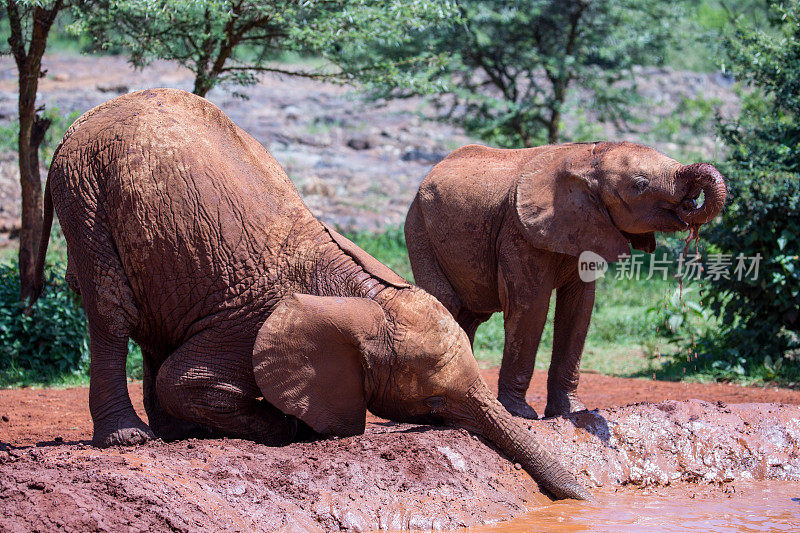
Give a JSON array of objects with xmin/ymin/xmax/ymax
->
[
  {"xmin": 633, "ymin": 176, "xmax": 649, "ymax": 193},
  {"xmin": 424, "ymin": 396, "xmax": 446, "ymax": 413}
]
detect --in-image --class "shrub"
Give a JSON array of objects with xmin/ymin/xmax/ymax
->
[
  {"xmin": 0, "ymin": 262, "xmax": 89, "ymax": 384},
  {"xmin": 695, "ymin": 3, "xmax": 800, "ymax": 383}
]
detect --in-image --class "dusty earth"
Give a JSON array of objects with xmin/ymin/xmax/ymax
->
[{"xmin": 1, "ymin": 369, "xmax": 799, "ymax": 531}]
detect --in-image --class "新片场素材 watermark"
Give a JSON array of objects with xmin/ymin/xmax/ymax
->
[{"xmin": 578, "ymin": 251, "xmax": 762, "ymax": 282}]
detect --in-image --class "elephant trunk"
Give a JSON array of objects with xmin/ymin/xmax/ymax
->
[
  {"xmin": 676, "ymin": 163, "xmax": 727, "ymax": 226},
  {"xmin": 464, "ymin": 379, "xmax": 590, "ymax": 500}
]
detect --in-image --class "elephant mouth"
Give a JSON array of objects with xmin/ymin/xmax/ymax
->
[{"xmin": 653, "ymin": 206, "xmax": 690, "ymax": 232}]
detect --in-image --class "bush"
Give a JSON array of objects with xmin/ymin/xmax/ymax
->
[
  {"xmin": 696, "ymin": 3, "xmax": 800, "ymax": 383},
  {"xmin": 0, "ymin": 262, "xmax": 89, "ymax": 384}
]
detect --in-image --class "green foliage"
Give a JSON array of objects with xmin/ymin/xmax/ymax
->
[
  {"xmin": 666, "ymin": 0, "xmax": 773, "ymax": 72},
  {"xmin": 344, "ymin": 226, "xmax": 413, "ymax": 282},
  {"xmin": 650, "ymin": 95, "xmax": 723, "ymax": 156},
  {"xmin": 647, "ymin": 285, "xmax": 710, "ymax": 342},
  {"xmin": 0, "ymin": 262, "xmax": 89, "ymax": 386},
  {"xmin": 360, "ymin": 0, "xmax": 681, "ymax": 147},
  {"xmin": 72, "ymin": 0, "xmax": 456, "ymax": 97},
  {"xmin": 697, "ymin": 2, "xmax": 800, "ymax": 383},
  {"xmin": 0, "ymin": 108, "xmax": 80, "ymax": 162}
]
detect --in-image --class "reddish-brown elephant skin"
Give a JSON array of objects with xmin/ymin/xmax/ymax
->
[
  {"xmin": 405, "ymin": 143, "xmax": 726, "ymax": 419},
  {"xmin": 29, "ymin": 89, "xmax": 589, "ymax": 500}
]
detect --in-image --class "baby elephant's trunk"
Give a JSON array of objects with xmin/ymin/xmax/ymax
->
[
  {"xmin": 677, "ymin": 163, "xmax": 727, "ymax": 226},
  {"xmin": 465, "ymin": 380, "xmax": 591, "ymax": 500}
]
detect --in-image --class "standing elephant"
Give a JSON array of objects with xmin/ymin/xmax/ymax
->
[
  {"xmin": 405, "ymin": 142, "xmax": 726, "ymax": 419},
  {"xmin": 30, "ymin": 89, "xmax": 589, "ymax": 500}
]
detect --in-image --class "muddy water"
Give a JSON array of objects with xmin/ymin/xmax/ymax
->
[{"xmin": 477, "ymin": 482, "xmax": 800, "ymax": 533}]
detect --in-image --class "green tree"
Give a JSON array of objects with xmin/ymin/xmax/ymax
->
[
  {"xmin": 74, "ymin": 0, "xmax": 456, "ymax": 97},
  {"xmin": 701, "ymin": 2, "xmax": 800, "ymax": 380},
  {"xmin": 1, "ymin": 0, "xmax": 72, "ymax": 301},
  {"xmin": 358, "ymin": 0, "xmax": 681, "ymax": 147}
]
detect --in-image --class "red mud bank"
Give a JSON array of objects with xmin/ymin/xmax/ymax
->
[{"xmin": 1, "ymin": 400, "xmax": 798, "ymax": 532}]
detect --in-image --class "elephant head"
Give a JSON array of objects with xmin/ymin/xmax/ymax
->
[
  {"xmin": 252, "ymin": 289, "xmax": 590, "ymax": 500},
  {"xmin": 514, "ymin": 142, "xmax": 727, "ymax": 261}
]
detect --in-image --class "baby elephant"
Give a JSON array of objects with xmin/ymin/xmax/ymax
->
[
  {"xmin": 30, "ymin": 89, "xmax": 589, "ymax": 500},
  {"xmin": 405, "ymin": 143, "xmax": 726, "ymax": 419}
]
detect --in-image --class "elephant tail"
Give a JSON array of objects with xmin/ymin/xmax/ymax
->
[{"xmin": 26, "ymin": 177, "xmax": 53, "ymax": 313}]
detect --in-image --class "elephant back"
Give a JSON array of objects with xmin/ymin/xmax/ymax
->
[{"xmin": 48, "ymin": 89, "xmax": 316, "ymax": 344}]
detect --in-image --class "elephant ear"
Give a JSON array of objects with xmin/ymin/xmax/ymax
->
[
  {"xmin": 252, "ymin": 293, "xmax": 386, "ymax": 437},
  {"xmin": 322, "ymin": 222, "xmax": 411, "ymax": 288},
  {"xmin": 513, "ymin": 144, "xmax": 630, "ymax": 263},
  {"xmin": 622, "ymin": 231, "xmax": 657, "ymax": 253}
]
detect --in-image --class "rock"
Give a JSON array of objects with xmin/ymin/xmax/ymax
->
[
  {"xmin": 302, "ymin": 178, "xmax": 336, "ymax": 197},
  {"xmin": 96, "ymin": 83, "xmax": 129, "ymax": 94},
  {"xmin": 281, "ymin": 105, "xmax": 302, "ymax": 120},
  {"xmin": 400, "ymin": 148, "xmax": 446, "ymax": 163},
  {"xmin": 346, "ymin": 136, "xmax": 373, "ymax": 150},
  {"xmin": 27, "ymin": 481, "xmax": 46, "ymax": 491}
]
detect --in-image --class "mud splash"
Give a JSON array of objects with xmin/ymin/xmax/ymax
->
[{"xmin": 1, "ymin": 400, "xmax": 798, "ymax": 531}]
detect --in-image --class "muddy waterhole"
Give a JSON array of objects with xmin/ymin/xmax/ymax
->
[{"xmin": 477, "ymin": 482, "xmax": 799, "ymax": 532}]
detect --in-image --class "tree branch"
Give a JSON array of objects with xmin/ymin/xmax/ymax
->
[{"xmin": 5, "ymin": 0, "xmax": 27, "ymax": 67}]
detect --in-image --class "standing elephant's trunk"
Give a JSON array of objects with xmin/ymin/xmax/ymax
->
[
  {"xmin": 464, "ymin": 379, "xmax": 591, "ymax": 500},
  {"xmin": 676, "ymin": 163, "xmax": 727, "ymax": 226}
]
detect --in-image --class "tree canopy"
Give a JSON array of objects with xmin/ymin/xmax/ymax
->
[
  {"xmin": 74, "ymin": 0, "xmax": 457, "ymax": 97},
  {"xmin": 355, "ymin": 0, "xmax": 682, "ymax": 147}
]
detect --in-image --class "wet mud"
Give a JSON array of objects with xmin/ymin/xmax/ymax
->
[
  {"xmin": 1, "ymin": 399, "xmax": 798, "ymax": 531},
  {"xmin": 480, "ymin": 481, "xmax": 800, "ymax": 532}
]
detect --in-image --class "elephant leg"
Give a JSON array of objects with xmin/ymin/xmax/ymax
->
[
  {"xmin": 65, "ymin": 251, "xmax": 80, "ymax": 295},
  {"xmin": 405, "ymin": 196, "xmax": 462, "ymax": 315},
  {"xmin": 497, "ymin": 294, "xmax": 551, "ymax": 420},
  {"xmin": 141, "ymin": 348, "xmax": 211, "ymax": 441},
  {"xmin": 69, "ymin": 242, "xmax": 152, "ymax": 447},
  {"xmin": 155, "ymin": 331, "xmax": 297, "ymax": 445},
  {"xmin": 455, "ymin": 308, "xmax": 492, "ymax": 347},
  {"xmin": 544, "ymin": 278, "xmax": 594, "ymax": 417}
]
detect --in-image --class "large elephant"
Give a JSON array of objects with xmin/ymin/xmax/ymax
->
[
  {"xmin": 30, "ymin": 89, "xmax": 589, "ymax": 500},
  {"xmin": 405, "ymin": 142, "xmax": 726, "ymax": 419}
]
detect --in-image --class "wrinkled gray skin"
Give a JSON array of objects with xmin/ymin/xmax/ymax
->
[{"xmin": 31, "ymin": 89, "xmax": 590, "ymax": 500}]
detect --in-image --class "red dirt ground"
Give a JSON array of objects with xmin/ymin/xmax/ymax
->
[
  {"xmin": 1, "ymin": 369, "xmax": 799, "ymax": 531},
  {"xmin": 1, "ymin": 368, "xmax": 797, "ymax": 447}
]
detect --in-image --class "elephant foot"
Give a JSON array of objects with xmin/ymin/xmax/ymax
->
[
  {"xmin": 498, "ymin": 394, "xmax": 539, "ymax": 419},
  {"xmin": 544, "ymin": 392, "xmax": 586, "ymax": 418},
  {"xmin": 92, "ymin": 414, "xmax": 154, "ymax": 448}
]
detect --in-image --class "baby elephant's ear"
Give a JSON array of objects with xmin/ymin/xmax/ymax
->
[
  {"xmin": 514, "ymin": 143, "xmax": 630, "ymax": 263},
  {"xmin": 252, "ymin": 293, "xmax": 385, "ymax": 437}
]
